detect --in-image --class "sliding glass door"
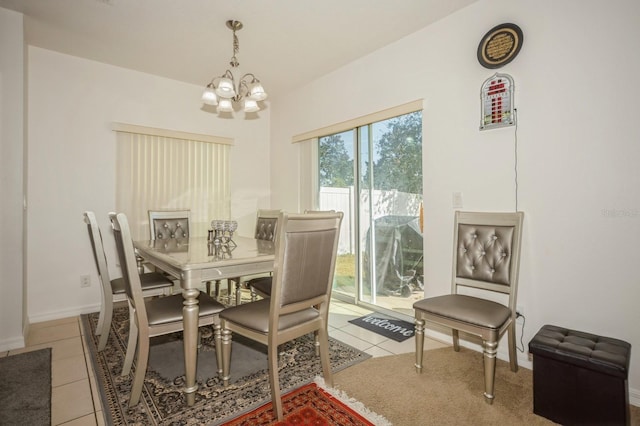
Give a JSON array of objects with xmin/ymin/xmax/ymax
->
[{"xmin": 319, "ymin": 111, "xmax": 423, "ymax": 319}]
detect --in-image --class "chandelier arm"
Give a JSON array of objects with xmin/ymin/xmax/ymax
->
[
  {"xmin": 240, "ymin": 73, "xmax": 260, "ymax": 83},
  {"xmin": 224, "ymin": 71, "xmax": 241, "ymax": 101},
  {"xmin": 237, "ymin": 80, "xmax": 251, "ymax": 98},
  {"xmin": 211, "ymin": 70, "xmax": 236, "ymax": 87}
]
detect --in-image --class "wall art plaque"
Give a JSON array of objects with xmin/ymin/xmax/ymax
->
[{"xmin": 477, "ymin": 23, "xmax": 523, "ymax": 69}]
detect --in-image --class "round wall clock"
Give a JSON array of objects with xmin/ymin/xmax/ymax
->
[{"xmin": 477, "ymin": 23, "xmax": 523, "ymax": 69}]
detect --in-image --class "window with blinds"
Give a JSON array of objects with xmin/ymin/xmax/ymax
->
[{"xmin": 114, "ymin": 123, "xmax": 231, "ymax": 241}]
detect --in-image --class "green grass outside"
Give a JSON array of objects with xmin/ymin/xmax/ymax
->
[{"xmin": 333, "ymin": 253, "xmax": 356, "ymax": 293}]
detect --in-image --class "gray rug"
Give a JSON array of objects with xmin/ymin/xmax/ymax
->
[
  {"xmin": 349, "ymin": 313, "xmax": 415, "ymax": 342},
  {"xmin": 81, "ymin": 306, "xmax": 370, "ymax": 425},
  {"xmin": 0, "ymin": 348, "xmax": 51, "ymax": 425}
]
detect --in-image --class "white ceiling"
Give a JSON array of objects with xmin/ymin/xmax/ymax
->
[{"xmin": 0, "ymin": 0, "xmax": 478, "ymax": 98}]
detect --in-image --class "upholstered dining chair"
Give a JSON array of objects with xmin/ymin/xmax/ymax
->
[
  {"xmin": 148, "ymin": 209, "xmax": 190, "ymax": 240},
  {"xmin": 110, "ymin": 212, "xmax": 226, "ymax": 407},
  {"xmin": 83, "ymin": 211, "xmax": 174, "ymax": 351},
  {"xmin": 246, "ymin": 209, "xmax": 330, "ymax": 301},
  {"xmin": 413, "ymin": 210, "xmax": 524, "ymax": 404},
  {"xmin": 228, "ymin": 209, "xmax": 281, "ymax": 304},
  {"xmin": 146, "ymin": 208, "xmax": 200, "ymax": 281},
  {"xmin": 220, "ymin": 211, "xmax": 343, "ymax": 420}
]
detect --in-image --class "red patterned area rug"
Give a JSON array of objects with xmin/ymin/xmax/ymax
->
[{"xmin": 224, "ymin": 378, "xmax": 391, "ymax": 425}]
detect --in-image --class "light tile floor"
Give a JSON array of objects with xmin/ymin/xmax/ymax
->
[{"xmin": 1, "ymin": 299, "xmax": 446, "ymax": 425}]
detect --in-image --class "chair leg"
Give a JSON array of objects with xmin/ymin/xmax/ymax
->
[
  {"xmin": 267, "ymin": 340, "xmax": 283, "ymax": 420},
  {"xmin": 97, "ymin": 307, "xmax": 112, "ymax": 351},
  {"xmin": 128, "ymin": 328, "xmax": 150, "ymax": 407},
  {"xmin": 235, "ymin": 283, "xmax": 243, "ymax": 306},
  {"xmin": 226, "ymin": 280, "xmax": 233, "ymax": 304},
  {"xmin": 507, "ymin": 322, "xmax": 519, "ymax": 372},
  {"xmin": 414, "ymin": 318, "xmax": 424, "ymax": 373},
  {"xmin": 136, "ymin": 254, "xmax": 145, "ymax": 275},
  {"xmin": 162, "ymin": 284, "xmax": 173, "ymax": 296},
  {"xmin": 313, "ymin": 304, "xmax": 321, "ymax": 356},
  {"xmin": 97, "ymin": 295, "xmax": 113, "ymax": 351},
  {"xmin": 95, "ymin": 298, "xmax": 106, "ymax": 336},
  {"xmin": 121, "ymin": 304, "xmax": 137, "ymax": 376},
  {"xmin": 314, "ymin": 331, "xmax": 320, "ymax": 356},
  {"xmin": 206, "ymin": 280, "xmax": 222, "ymax": 298},
  {"xmin": 452, "ymin": 329, "xmax": 460, "ymax": 351},
  {"xmin": 221, "ymin": 328, "xmax": 232, "ymax": 386},
  {"xmin": 213, "ymin": 322, "xmax": 223, "ymax": 376},
  {"xmin": 482, "ymin": 340, "xmax": 498, "ymax": 404},
  {"xmin": 317, "ymin": 326, "xmax": 333, "ymax": 388}
]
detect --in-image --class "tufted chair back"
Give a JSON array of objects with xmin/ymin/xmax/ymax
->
[
  {"xmin": 148, "ymin": 210, "xmax": 190, "ymax": 241},
  {"xmin": 455, "ymin": 223, "xmax": 515, "ymax": 288},
  {"xmin": 254, "ymin": 209, "xmax": 280, "ymax": 242},
  {"xmin": 451, "ymin": 212, "xmax": 522, "ymax": 297}
]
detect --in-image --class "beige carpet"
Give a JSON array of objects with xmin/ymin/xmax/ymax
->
[{"xmin": 334, "ymin": 346, "xmax": 640, "ymax": 426}]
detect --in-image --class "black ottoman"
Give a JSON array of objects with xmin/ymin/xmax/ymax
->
[{"xmin": 529, "ymin": 325, "xmax": 631, "ymax": 425}]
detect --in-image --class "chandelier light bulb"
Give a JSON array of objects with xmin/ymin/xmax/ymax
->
[
  {"xmin": 201, "ymin": 20, "xmax": 267, "ymax": 115},
  {"xmin": 215, "ymin": 78, "xmax": 236, "ymax": 98},
  {"xmin": 217, "ymin": 98, "xmax": 234, "ymax": 113},
  {"xmin": 243, "ymin": 99, "xmax": 259, "ymax": 113},
  {"xmin": 249, "ymin": 83, "xmax": 268, "ymax": 101},
  {"xmin": 201, "ymin": 86, "xmax": 218, "ymax": 105}
]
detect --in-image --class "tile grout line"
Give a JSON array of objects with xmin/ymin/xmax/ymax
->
[{"xmin": 79, "ymin": 316, "xmax": 103, "ymax": 425}]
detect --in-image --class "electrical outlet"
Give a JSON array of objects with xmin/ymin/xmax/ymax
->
[{"xmin": 80, "ymin": 274, "xmax": 91, "ymax": 288}]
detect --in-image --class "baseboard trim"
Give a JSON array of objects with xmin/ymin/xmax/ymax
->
[
  {"xmin": 629, "ymin": 388, "xmax": 640, "ymax": 407},
  {"xmin": 28, "ymin": 302, "xmax": 100, "ymax": 324},
  {"xmin": 0, "ymin": 335, "xmax": 26, "ymax": 352}
]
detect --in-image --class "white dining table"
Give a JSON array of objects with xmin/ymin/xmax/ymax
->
[{"xmin": 133, "ymin": 235, "xmax": 275, "ymax": 405}]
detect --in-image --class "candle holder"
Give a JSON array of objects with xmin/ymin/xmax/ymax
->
[
  {"xmin": 208, "ymin": 240, "xmax": 234, "ymax": 259},
  {"xmin": 209, "ymin": 220, "xmax": 238, "ymax": 247}
]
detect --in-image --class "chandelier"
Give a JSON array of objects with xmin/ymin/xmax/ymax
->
[{"xmin": 201, "ymin": 20, "xmax": 268, "ymax": 114}]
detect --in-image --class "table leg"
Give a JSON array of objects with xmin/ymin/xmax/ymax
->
[{"xmin": 182, "ymin": 287, "xmax": 200, "ymax": 406}]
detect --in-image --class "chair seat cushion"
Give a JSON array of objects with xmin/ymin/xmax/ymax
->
[
  {"xmin": 413, "ymin": 294, "xmax": 511, "ymax": 329},
  {"xmin": 145, "ymin": 292, "xmax": 225, "ymax": 326},
  {"xmin": 220, "ymin": 299, "xmax": 319, "ymax": 333},
  {"xmin": 247, "ymin": 276, "xmax": 273, "ymax": 296},
  {"xmin": 111, "ymin": 272, "xmax": 173, "ymax": 294}
]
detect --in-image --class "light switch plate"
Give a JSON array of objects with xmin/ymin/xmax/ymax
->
[{"xmin": 452, "ymin": 192, "xmax": 464, "ymax": 209}]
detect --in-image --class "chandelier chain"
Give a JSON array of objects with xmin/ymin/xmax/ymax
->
[{"xmin": 230, "ymin": 29, "xmax": 240, "ymax": 68}]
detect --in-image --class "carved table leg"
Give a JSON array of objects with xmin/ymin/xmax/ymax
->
[{"xmin": 182, "ymin": 287, "xmax": 200, "ymax": 406}]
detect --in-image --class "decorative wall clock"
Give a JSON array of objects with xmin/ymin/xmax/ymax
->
[{"xmin": 477, "ymin": 23, "xmax": 523, "ymax": 69}]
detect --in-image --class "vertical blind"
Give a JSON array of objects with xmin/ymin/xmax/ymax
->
[{"xmin": 114, "ymin": 124, "xmax": 231, "ymax": 241}]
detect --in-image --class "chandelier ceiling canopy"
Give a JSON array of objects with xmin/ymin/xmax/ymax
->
[{"xmin": 201, "ymin": 20, "xmax": 268, "ymax": 115}]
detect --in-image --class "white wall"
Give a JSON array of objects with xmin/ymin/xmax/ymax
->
[
  {"xmin": 270, "ymin": 0, "xmax": 640, "ymax": 402},
  {"xmin": 26, "ymin": 47, "xmax": 271, "ymax": 322},
  {"xmin": 0, "ymin": 7, "xmax": 26, "ymax": 351}
]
